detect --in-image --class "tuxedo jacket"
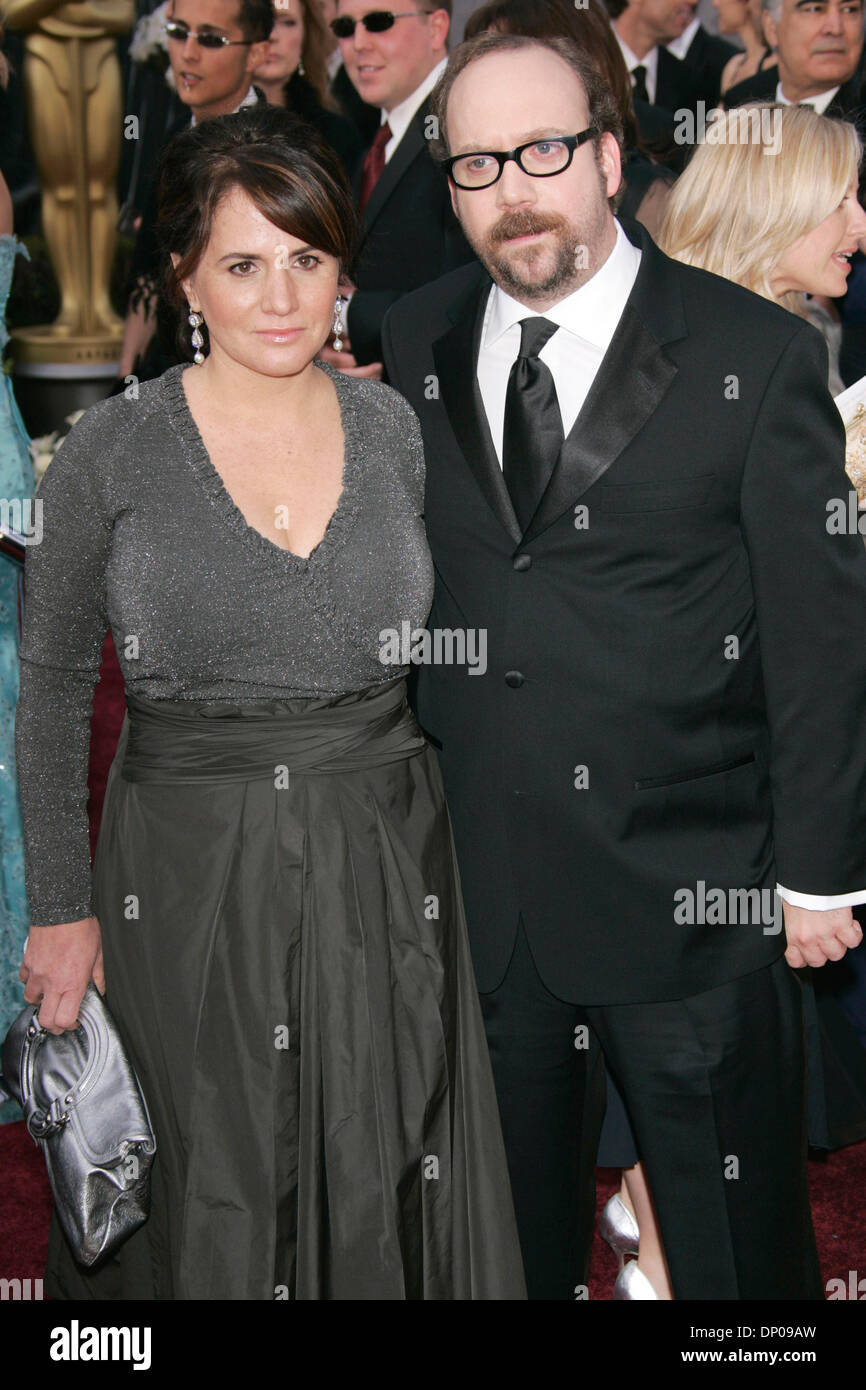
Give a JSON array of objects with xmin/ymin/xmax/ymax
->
[
  {"xmin": 347, "ymin": 101, "xmax": 475, "ymax": 366},
  {"xmin": 382, "ymin": 219, "xmax": 866, "ymax": 1005},
  {"xmin": 331, "ymin": 62, "xmax": 380, "ymax": 148},
  {"xmin": 655, "ymin": 46, "xmax": 706, "ymax": 116},
  {"xmin": 724, "ymin": 64, "xmax": 866, "ymax": 118},
  {"xmin": 679, "ymin": 24, "xmax": 738, "ymax": 107}
]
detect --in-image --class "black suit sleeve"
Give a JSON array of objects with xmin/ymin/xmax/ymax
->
[{"xmin": 739, "ymin": 320, "xmax": 866, "ymax": 893}]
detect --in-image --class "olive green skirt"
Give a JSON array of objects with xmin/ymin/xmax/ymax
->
[{"xmin": 45, "ymin": 674, "xmax": 526, "ymax": 1300}]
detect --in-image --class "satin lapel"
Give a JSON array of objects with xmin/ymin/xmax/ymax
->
[
  {"xmin": 361, "ymin": 104, "xmax": 429, "ymax": 233},
  {"xmin": 521, "ymin": 223, "xmax": 687, "ymax": 547},
  {"xmin": 432, "ymin": 269, "xmax": 522, "ymax": 545}
]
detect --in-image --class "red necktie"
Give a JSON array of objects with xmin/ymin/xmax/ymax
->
[{"xmin": 359, "ymin": 121, "xmax": 392, "ymax": 213}]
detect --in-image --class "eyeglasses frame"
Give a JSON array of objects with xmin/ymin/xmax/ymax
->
[{"xmin": 441, "ymin": 129, "xmax": 597, "ymax": 190}]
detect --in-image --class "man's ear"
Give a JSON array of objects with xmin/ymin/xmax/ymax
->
[
  {"xmin": 762, "ymin": 8, "xmax": 778, "ymax": 50},
  {"xmin": 431, "ymin": 7, "xmax": 450, "ymax": 54},
  {"xmin": 597, "ymin": 131, "xmax": 622, "ymax": 201},
  {"xmin": 448, "ymin": 176, "xmax": 459, "ymax": 221},
  {"xmin": 247, "ymin": 38, "xmax": 271, "ymax": 76}
]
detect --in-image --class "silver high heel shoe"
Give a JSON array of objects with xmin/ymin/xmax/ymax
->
[
  {"xmin": 599, "ymin": 1193, "xmax": 639, "ymax": 1270},
  {"xmin": 613, "ymin": 1260, "xmax": 659, "ymax": 1300}
]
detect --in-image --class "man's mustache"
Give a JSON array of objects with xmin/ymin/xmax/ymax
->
[{"xmin": 489, "ymin": 210, "xmax": 568, "ymax": 246}]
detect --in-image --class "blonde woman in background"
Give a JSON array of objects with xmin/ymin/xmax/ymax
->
[
  {"xmin": 659, "ymin": 103, "xmax": 866, "ymax": 394},
  {"xmin": 599, "ymin": 103, "xmax": 866, "ymax": 1299}
]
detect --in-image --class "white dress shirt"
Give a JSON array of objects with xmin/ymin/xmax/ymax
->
[
  {"xmin": 613, "ymin": 31, "xmax": 659, "ymax": 105},
  {"xmin": 189, "ymin": 83, "xmax": 258, "ymax": 127},
  {"xmin": 666, "ymin": 16, "xmax": 701, "ymax": 61},
  {"xmin": 382, "ymin": 57, "xmax": 447, "ymax": 163},
  {"xmin": 477, "ymin": 218, "xmax": 641, "ymax": 463},
  {"xmin": 775, "ymin": 81, "xmax": 839, "ymax": 112},
  {"xmin": 476, "ymin": 217, "xmax": 866, "ymax": 912}
]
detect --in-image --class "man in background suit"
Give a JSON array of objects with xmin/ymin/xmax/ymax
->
[
  {"xmin": 118, "ymin": 0, "xmax": 273, "ymax": 380},
  {"xmin": 725, "ymin": 0, "xmax": 866, "ymax": 385},
  {"xmin": 319, "ymin": 0, "xmax": 474, "ymax": 372},
  {"xmin": 317, "ymin": 0, "xmax": 380, "ymax": 142},
  {"xmin": 665, "ymin": 0, "xmax": 737, "ymax": 103},
  {"xmin": 610, "ymin": 0, "xmax": 706, "ymax": 114},
  {"xmin": 724, "ymin": 0, "xmax": 864, "ymax": 107},
  {"xmin": 383, "ymin": 30, "xmax": 866, "ymax": 1298}
]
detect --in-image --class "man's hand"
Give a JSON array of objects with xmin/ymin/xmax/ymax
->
[{"xmin": 783, "ymin": 902, "xmax": 863, "ymax": 968}]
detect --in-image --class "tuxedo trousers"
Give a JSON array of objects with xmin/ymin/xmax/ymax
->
[{"xmin": 479, "ymin": 916, "xmax": 824, "ymax": 1300}]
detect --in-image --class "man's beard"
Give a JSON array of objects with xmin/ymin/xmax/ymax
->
[{"xmin": 474, "ymin": 205, "xmax": 603, "ymax": 303}]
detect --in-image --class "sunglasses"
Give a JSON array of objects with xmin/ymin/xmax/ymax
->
[
  {"xmin": 163, "ymin": 20, "xmax": 255, "ymax": 48},
  {"xmin": 330, "ymin": 9, "xmax": 433, "ymax": 39}
]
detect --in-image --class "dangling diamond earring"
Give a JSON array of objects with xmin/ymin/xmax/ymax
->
[
  {"xmin": 188, "ymin": 309, "xmax": 205, "ymax": 364},
  {"xmin": 332, "ymin": 296, "xmax": 345, "ymax": 353},
  {"xmin": 297, "ymin": 55, "xmax": 305, "ymax": 77}
]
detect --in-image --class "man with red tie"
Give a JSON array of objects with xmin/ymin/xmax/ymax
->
[{"xmin": 319, "ymin": 1, "xmax": 475, "ymax": 374}]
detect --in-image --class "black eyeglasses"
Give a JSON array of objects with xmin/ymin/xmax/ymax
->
[
  {"xmin": 163, "ymin": 20, "xmax": 255, "ymax": 48},
  {"xmin": 442, "ymin": 131, "xmax": 595, "ymax": 190},
  {"xmin": 330, "ymin": 9, "xmax": 433, "ymax": 38}
]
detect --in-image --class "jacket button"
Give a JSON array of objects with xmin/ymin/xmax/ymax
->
[
  {"xmin": 513, "ymin": 553, "xmax": 532, "ymax": 571},
  {"xmin": 505, "ymin": 670, "xmax": 524, "ymax": 688}
]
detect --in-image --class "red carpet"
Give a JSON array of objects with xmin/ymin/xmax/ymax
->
[{"xmin": 1, "ymin": 1121, "xmax": 862, "ymax": 1296}]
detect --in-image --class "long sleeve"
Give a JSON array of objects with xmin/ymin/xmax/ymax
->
[
  {"xmin": 740, "ymin": 321, "xmax": 866, "ymax": 895},
  {"xmin": 15, "ymin": 400, "xmax": 115, "ymax": 925}
]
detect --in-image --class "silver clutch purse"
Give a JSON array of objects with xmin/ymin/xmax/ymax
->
[{"xmin": 0, "ymin": 982, "xmax": 157, "ymax": 1267}]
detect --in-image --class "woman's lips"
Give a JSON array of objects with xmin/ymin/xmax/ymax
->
[{"xmin": 256, "ymin": 328, "xmax": 304, "ymax": 341}]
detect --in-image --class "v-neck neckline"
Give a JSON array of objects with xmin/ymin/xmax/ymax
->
[{"xmin": 162, "ymin": 358, "xmax": 360, "ymax": 571}]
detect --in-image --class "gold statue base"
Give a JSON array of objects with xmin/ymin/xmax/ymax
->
[{"xmin": 11, "ymin": 325, "xmax": 123, "ymax": 368}]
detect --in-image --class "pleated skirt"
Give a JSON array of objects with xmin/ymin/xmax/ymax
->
[{"xmin": 44, "ymin": 674, "xmax": 527, "ymax": 1300}]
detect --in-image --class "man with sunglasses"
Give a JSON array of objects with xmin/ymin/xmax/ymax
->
[
  {"xmin": 118, "ymin": 0, "xmax": 273, "ymax": 382},
  {"xmin": 383, "ymin": 31, "xmax": 866, "ymax": 1299},
  {"xmin": 318, "ymin": 0, "xmax": 474, "ymax": 372}
]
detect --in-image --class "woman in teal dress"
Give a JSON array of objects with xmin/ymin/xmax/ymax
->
[{"xmin": 0, "ymin": 169, "xmax": 35, "ymax": 1122}]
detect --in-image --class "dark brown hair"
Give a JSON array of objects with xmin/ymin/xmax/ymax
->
[
  {"xmin": 169, "ymin": 0, "xmax": 277, "ymax": 43},
  {"xmin": 155, "ymin": 104, "xmax": 357, "ymax": 359},
  {"xmin": 463, "ymin": 0, "xmax": 637, "ymax": 149},
  {"xmin": 429, "ymin": 30, "xmax": 625, "ymax": 168},
  {"xmin": 287, "ymin": 0, "xmax": 338, "ymax": 110}
]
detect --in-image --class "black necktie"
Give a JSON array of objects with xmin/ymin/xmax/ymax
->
[
  {"xmin": 632, "ymin": 64, "xmax": 649, "ymax": 104},
  {"xmin": 502, "ymin": 317, "xmax": 564, "ymax": 532}
]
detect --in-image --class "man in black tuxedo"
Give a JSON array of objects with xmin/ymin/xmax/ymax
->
[
  {"xmin": 320, "ymin": 0, "xmax": 474, "ymax": 372},
  {"xmin": 610, "ymin": 0, "xmax": 706, "ymax": 115},
  {"xmin": 383, "ymin": 30, "xmax": 866, "ymax": 1299},
  {"xmin": 665, "ymin": 1, "xmax": 737, "ymax": 104},
  {"xmin": 724, "ymin": 0, "xmax": 864, "ymax": 108}
]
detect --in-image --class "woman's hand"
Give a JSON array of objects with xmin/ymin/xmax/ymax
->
[{"xmin": 19, "ymin": 916, "xmax": 105, "ymax": 1034}]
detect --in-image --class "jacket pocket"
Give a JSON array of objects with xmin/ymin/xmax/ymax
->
[
  {"xmin": 593, "ymin": 474, "xmax": 715, "ymax": 513},
  {"xmin": 635, "ymin": 751, "xmax": 756, "ymax": 791}
]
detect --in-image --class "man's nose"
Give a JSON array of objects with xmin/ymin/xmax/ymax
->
[
  {"xmin": 496, "ymin": 157, "xmax": 538, "ymax": 206},
  {"xmin": 179, "ymin": 31, "xmax": 201, "ymax": 60},
  {"xmin": 820, "ymin": 2, "xmax": 845, "ymax": 33},
  {"xmin": 350, "ymin": 20, "xmax": 374, "ymax": 52}
]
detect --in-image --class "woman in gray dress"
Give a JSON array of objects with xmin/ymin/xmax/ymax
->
[{"xmin": 14, "ymin": 104, "xmax": 526, "ymax": 1300}]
